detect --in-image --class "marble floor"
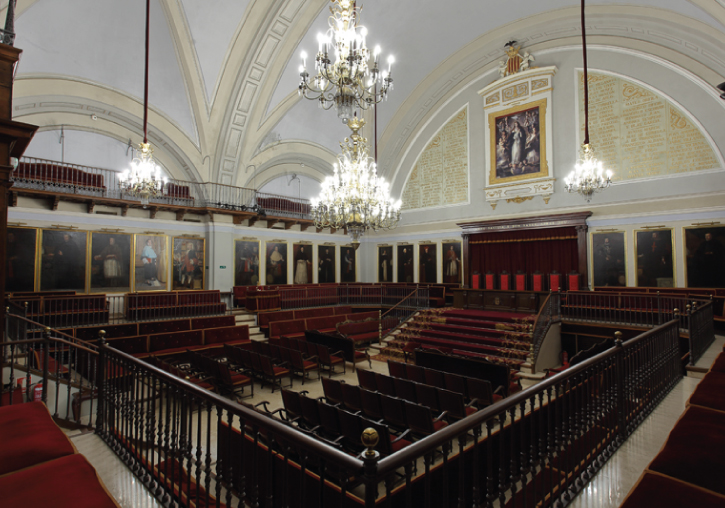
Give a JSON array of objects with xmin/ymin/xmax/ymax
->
[{"xmin": 67, "ymin": 334, "xmax": 724, "ymax": 508}]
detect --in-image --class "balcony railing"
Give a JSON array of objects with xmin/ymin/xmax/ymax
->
[{"xmin": 12, "ymin": 157, "xmax": 312, "ymax": 219}]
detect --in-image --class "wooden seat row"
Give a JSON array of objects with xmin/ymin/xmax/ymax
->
[
  {"xmin": 258, "ymin": 305, "xmax": 352, "ymax": 335},
  {"xmin": 304, "ymin": 330, "xmax": 372, "ymax": 371},
  {"xmin": 124, "ymin": 290, "xmax": 226, "ymax": 320},
  {"xmin": 71, "ymin": 315, "xmax": 236, "ymax": 341},
  {"xmin": 268, "ymin": 310, "xmax": 380, "ymax": 340},
  {"xmin": 14, "ymin": 161, "xmax": 106, "ymax": 190},
  {"xmin": 8, "ymin": 293, "xmax": 108, "ymax": 326},
  {"xmin": 0, "ymin": 402, "xmax": 119, "ymax": 507}
]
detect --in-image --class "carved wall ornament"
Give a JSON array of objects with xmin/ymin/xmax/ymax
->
[{"xmin": 498, "ymin": 41, "xmax": 535, "ymax": 78}]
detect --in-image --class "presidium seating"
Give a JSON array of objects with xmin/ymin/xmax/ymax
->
[
  {"xmin": 382, "ymin": 308, "xmax": 534, "ymax": 370},
  {"xmin": 0, "ymin": 402, "xmax": 120, "ymax": 507}
]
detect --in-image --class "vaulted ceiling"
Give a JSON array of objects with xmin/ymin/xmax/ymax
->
[{"xmin": 8, "ymin": 0, "xmax": 725, "ymax": 192}]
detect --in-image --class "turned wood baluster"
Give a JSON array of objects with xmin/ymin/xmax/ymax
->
[
  {"xmin": 425, "ymin": 452, "xmax": 434, "ymax": 507},
  {"xmin": 458, "ymin": 433, "xmax": 467, "ymax": 508},
  {"xmin": 269, "ymin": 434, "xmax": 277, "ymax": 507},
  {"xmin": 203, "ymin": 401, "xmax": 213, "ymax": 507},
  {"xmin": 509, "ymin": 406, "xmax": 519, "ymax": 504},
  {"xmin": 472, "ymin": 424, "xmax": 483, "ymax": 508},
  {"xmin": 485, "ymin": 419, "xmax": 496, "ymax": 508},
  {"xmin": 194, "ymin": 402, "xmax": 203, "ymax": 506},
  {"xmin": 498, "ymin": 411, "xmax": 507, "ymax": 507}
]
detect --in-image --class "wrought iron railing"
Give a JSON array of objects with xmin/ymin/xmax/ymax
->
[
  {"xmin": 530, "ymin": 290, "xmax": 562, "ymax": 364},
  {"xmin": 687, "ymin": 300, "xmax": 715, "ymax": 366}
]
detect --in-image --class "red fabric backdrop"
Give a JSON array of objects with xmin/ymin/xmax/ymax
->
[{"xmin": 469, "ymin": 227, "xmax": 578, "ymax": 276}]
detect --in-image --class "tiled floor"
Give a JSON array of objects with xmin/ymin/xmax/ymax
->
[{"xmin": 69, "ymin": 335, "xmax": 724, "ymax": 508}]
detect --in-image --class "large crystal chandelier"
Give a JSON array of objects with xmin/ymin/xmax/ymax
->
[
  {"xmin": 298, "ymin": 0, "xmax": 394, "ymax": 121},
  {"xmin": 311, "ymin": 117, "xmax": 401, "ymax": 247},
  {"xmin": 118, "ymin": 0, "xmax": 165, "ymax": 208},
  {"xmin": 564, "ymin": 0, "xmax": 613, "ymax": 201}
]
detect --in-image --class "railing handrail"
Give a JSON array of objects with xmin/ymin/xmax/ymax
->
[
  {"xmin": 7, "ymin": 313, "xmax": 91, "ymax": 348},
  {"xmin": 100, "ymin": 344, "xmax": 365, "ymax": 472},
  {"xmin": 374, "ymin": 319, "xmax": 679, "ymax": 476},
  {"xmin": 382, "ymin": 287, "xmax": 424, "ymax": 319}
]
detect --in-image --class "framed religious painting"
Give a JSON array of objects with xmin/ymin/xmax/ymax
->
[
  {"xmin": 292, "ymin": 243, "xmax": 313, "ymax": 285},
  {"xmin": 441, "ymin": 241, "xmax": 462, "ymax": 285},
  {"xmin": 397, "ymin": 244, "xmax": 414, "ymax": 283},
  {"xmin": 89, "ymin": 232, "xmax": 132, "ymax": 293},
  {"xmin": 265, "ymin": 241, "xmax": 288, "ymax": 285},
  {"xmin": 684, "ymin": 225, "xmax": 725, "ymax": 288},
  {"xmin": 340, "ymin": 246, "xmax": 356, "ymax": 282},
  {"xmin": 378, "ymin": 245, "xmax": 393, "ymax": 283},
  {"xmin": 418, "ymin": 243, "xmax": 437, "ymax": 283},
  {"xmin": 318, "ymin": 244, "xmax": 336, "ymax": 283},
  {"xmin": 234, "ymin": 239, "xmax": 260, "ymax": 286},
  {"xmin": 6, "ymin": 226, "xmax": 38, "ymax": 293},
  {"xmin": 590, "ymin": 231, "xmax": 627, "ymax": 287},
  {"xmin": 489, "ymin": 98, "xmax": 548, "ymax": 184},
  {"xmin": 172, "ymin": 237, "xmax": 205, "ymax": 290},
  {"xmin": 39, "ymin": 229, "xmax": 88, "ymax": 292},
  {"xmin": 634, "ymin": 228, "xmax": 675, "ymax": 288},
  {"xmin": 133, "ymin": 234, "xmax": 169, "ymax": 291}
]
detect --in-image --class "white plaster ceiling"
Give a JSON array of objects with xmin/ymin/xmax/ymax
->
[{"xmin": 9, "ymin": 0, "xmax": 725, "ymax": 185}]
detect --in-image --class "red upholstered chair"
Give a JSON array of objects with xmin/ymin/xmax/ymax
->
[
  {"xmin": 515, "ymin": 272, "xmax": 526, "ymax": 291},
  {"xmin": 499, "ymin": 271, "xmax": 510, "ymax": 290},
  {"xmin": 485, "ymin": 272, "xmax": 496, "ymax": 290},
  {"xmin": 532, "ymin": 272, "xmax": 544, "ymax": 292},
  {"xmin": 568, "ymin": 272, "xmax": 581, "ymax": 291},
  {"xmin": 549, "ymin": 272, "xmax": 562, "ymax": 292},
  {"xmin": 471, "ymin": 273, "xmax": 480, "ymax": 289}
]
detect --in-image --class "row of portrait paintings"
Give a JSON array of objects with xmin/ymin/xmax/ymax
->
[
  {"xmin": 6, "ymin": 227, "xmax": 205, "ymax": 293},
  {"xmin": 234, "ymin": 241, "xmax": 357, "ymax": 286},
  {"xmin": 377, "ymin": 242, "xmax": 463, "ymax": 284},
  {"xmin": 590, "ymin": 226, "xmax": 725, "ymax": 288}
]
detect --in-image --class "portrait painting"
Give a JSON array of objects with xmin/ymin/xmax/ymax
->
[
  {"xmin": 441, "ymin": 241, "xmax": 462, "ymax": 284},
  {"xmin": 265, "ymin": 242, "xmax": 288, "ymax": 285},
  {"xmin": 378, "ymin": 245, "xmax": 393, "ymax": 283},
  {"xmin": 635, "ymin": 229, "xmax": 674, "ymax": 287},
  {"xmin": 133, "ymin": 234, "xmax": 168, "ymax": 291},
  {"xmin": 318, "ymin": 245, "xmax": 336, "ymax": 283},
  {"xmin": 591, "ymin": 232, "xmax": 626, "ymax": 287},
  {"xmin": 6, "ymin": 227, "xmax": 38, "ymax": 293},
  {"xmin": 173, "ymin": 237, "xmax": 205, "ymax": 290},
  {"xmin": 340, "ymin": 246, "xmax": 356, "ymax": 282},
  {"xmin": 40, "ymin": 229, "xmax": 88, "ymax": 292},
  {"xmin": 234, "ymin": 240, "xmax": 260, "ymax": 286},
  {"xmin": 684, "ymin": 226, "xmax": 725, "ymax": 288},
  {"xmin": 397, "ymin": 245, "xmax": 414, "ymax": 283},
  {"xmin": 293, "ymin": 243, "xmax": 313, "ymax": 285},
  {"xmin": 90, "ymin": 232, "xmax": 132, "ymax": 293},
  {"xmin": 418, "ymin": 244, "xmax": 438, "ymax": 283},
  {"xmin": 489, "ymin": 99, "xmax": 548, "ymax": 184}
]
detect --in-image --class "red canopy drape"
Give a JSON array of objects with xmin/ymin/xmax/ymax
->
[{"xmin": 469, "ymin": 227, "xmax": 578, "ymax": 275}]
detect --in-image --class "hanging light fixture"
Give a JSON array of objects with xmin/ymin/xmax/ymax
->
[
  {"xmin": 564, "ymin": 0, "xmax": 613, "ymax": 202},
  {"xmin": 310, "ymin": 117, "xmax": 401, "ymax": 248},
  {"xmin": 298, "ymin": 0, "xmax": 394, "ymax": 122},
  {"xmin": 118, "ymin": 0, "xmax": 166, "ymax": 208}
]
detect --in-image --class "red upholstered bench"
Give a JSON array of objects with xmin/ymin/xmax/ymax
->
[
  {"xmin": 306, "ymin": 315, "xmax": 346, "ymax": 333},
  {"xmin": 203, "ymin": 325, "xmax": 250, "ymax": 347},
  {"xmin": 138, "ymin": 319, "xmax": 191, "ymax": 335},
  {"xmin": 337, "ymin": 319, "xmax": 380, "ymax": 343},
  {"xmin": 259, "ymin": 310, "xmax": 294, "ymax": 335},
  {"xmin": 687, "ymin": 370, "xmax": 725, "ymax": 412},
  {"xmin": 147, "ymin": 330, "xmax": 204, "ymax": 357},
  {"xmin": 0, "ymin": 402, "xmax": 76, "ymax": 476},
  {"xmin": 334, "ymin": 306, "xmax": 352, "ymax": 315},
  {"xmin": 0, "ymin": 453, "xmax": 120, "ymax": 508},
  {"xmin": 103, "ymin": 335, "xmax": 150, "ymax": 356},
  {"xmin": 75, "ymin": 323, "xmax": 138, "ymax": 342},
  {"xmin": 270, "ymin": 319, "xmax": 307, "ymax": 340},
  {"xmin": 294, "ymin": 306, "xmax": 336, "ymax": 319},
  {"xmin": 620, "ymin": 471, "xmax": 725, "ymax": 508},
  {"xmin": 191, "ymin": 315, "xmax": 236, "ymax": 330}
]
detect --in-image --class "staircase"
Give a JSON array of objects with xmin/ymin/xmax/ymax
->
[
  {"xmin": 378, "ymin": 308, "xmax": 535, "ymax": 370},
  {"xmin": 231, "ymin": 308, "xmax": 265, "ymax": 341}
]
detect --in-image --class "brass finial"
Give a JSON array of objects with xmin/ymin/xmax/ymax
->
[
  {"xmin": 674, "ymin": 308, "xmax": 679, "ymax": 316},
  {"xmin": 614, "ymin": 331, "xmax": 623, "ymax": 346},
  {"xmin": 361, "ymin": 427, "xmax": 379, "ymax": 458}
]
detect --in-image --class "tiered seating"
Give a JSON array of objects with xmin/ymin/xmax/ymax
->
[
  {"xmin": 251, "ymin": 341, "xmax": 320, "ymax": 384},
  {"xmin": 0, "ymin": 402, "xmax": 119, "ymax": 507},
  {"xmin": 72, "ymin": 315, "xmax": 235, "ymax": 341},
  {"xmin": 8, "ymin": 293, "xmax": 108, "ymax": 326},
  {"xmin": 258, "ymin": 306, "xmax": 351, "ymax": 335},
  {"xmin": 13, "ymin": 160, "xmax": 106, "ymax": 191},
  {"xmin": 125, "ymin": 290, "xmax": 226, "ymax": 320},
  {"xmin": 223, "ymin": 344, "xmax": 293, "ymax": 392},
  {"xmin": 305, "ymin": 329, "xmax": 372, "ymax": 371},
  {"xmin": 267, "ymin": 310, "xmax": 379, "ymax": 340},
  {"xmin": 620, "ymin": 351, "xmax": 725, "ymax": 508},
  {"xmin": 383, "ymin": 308, "xmax": 533, "ymax": 369}
]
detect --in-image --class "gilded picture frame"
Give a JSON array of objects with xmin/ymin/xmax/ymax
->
[
  {"xmin": 317, "ymin": 245, "xmax": 336, "ymax": 283},
  {"xmin": 590, "ymin": 231, "xmax": 627, "ymax": 288},
  {"xmin": 378, "ymin": 245, "xmax": 393, "ymax": 283},
  {"xmin": 634, "ymin": 228, "xmax": 675, "ymax": 288},
  {"xmin": 7, "ymin": 226, "xmax": 39, "ymax": 293},
  {"xmin": 489, "ymin": 98, "xmax": 548, "ymax": 184},
  {"xmin": 441, "ymin": 241, "xmax": 462, "ymax": 285},
  {"xmin": 265, "ymin": 241, "xmax": 288, "ymax": 285},
  {"xmin": 39, "ymin": 229, "xmax": 88, "ymax": 292},
  {"xmin": 418, "ymin": 243, "xmax": 438, "ymax": 284},
  {"xmin": 397, "ymin": 244, "xmax": 414, "ymax": 283},
  {"xmin": 172, "ymin": 237, "xmax": 205, "ymax": 290},
  {"xmin": 133, "ymin": 234, "xmax": 169, "ymax": 292},
  {"xmin": 234, "ymin": 239, "xmax": 260, "ymax": 287},
  {"xmin": 292, "ymin": 243, "xmax": 314, "ymax": 285},
  {"xmin": 89, "ymin": 232, "xmax": 133, "ymax": 293},
  {"xmin": 340, "ymin": 246, "xmax": 356, "ymax": 282},
  {"xmin": 683, "ymin": 225, "xmax": 725, "ymax": 288}
]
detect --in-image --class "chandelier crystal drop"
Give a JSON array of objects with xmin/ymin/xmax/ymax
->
[
  {"xmin": 298, "ymin": 0, "xmax": 394, "ymax": 121},
  {"xmin": 119, "ymin": 142, "xmax": 167, "ymax": 207},
  {"xmin": 565, "ymin": 0, "xmax": 613, "ymax": 201},
  {"xmin": 564, "ymin": 143, "xmax": 612, "ymax": 202},
  {"xmin": 311, "ymin": 117, "xmax": 401, "ymax": 247}
]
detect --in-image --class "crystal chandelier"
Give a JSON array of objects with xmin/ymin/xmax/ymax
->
[
  {"xmin": 118, "ymin": 0, "xmax": 165, "ymax": 208},
  {"xmin": 119, "ymin": 143, "xmax": 166, "ymax": 207},
  {"xmin": 311, "ymin": 117, "xmax": 401, "ymax": 247},
  {"xmin": 564, "ymin": 0, "xmax": 614, "ymax": 201},
  {"xmin": 298, "ymin": 0, "xmax": 394, "ymax": 121}
]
